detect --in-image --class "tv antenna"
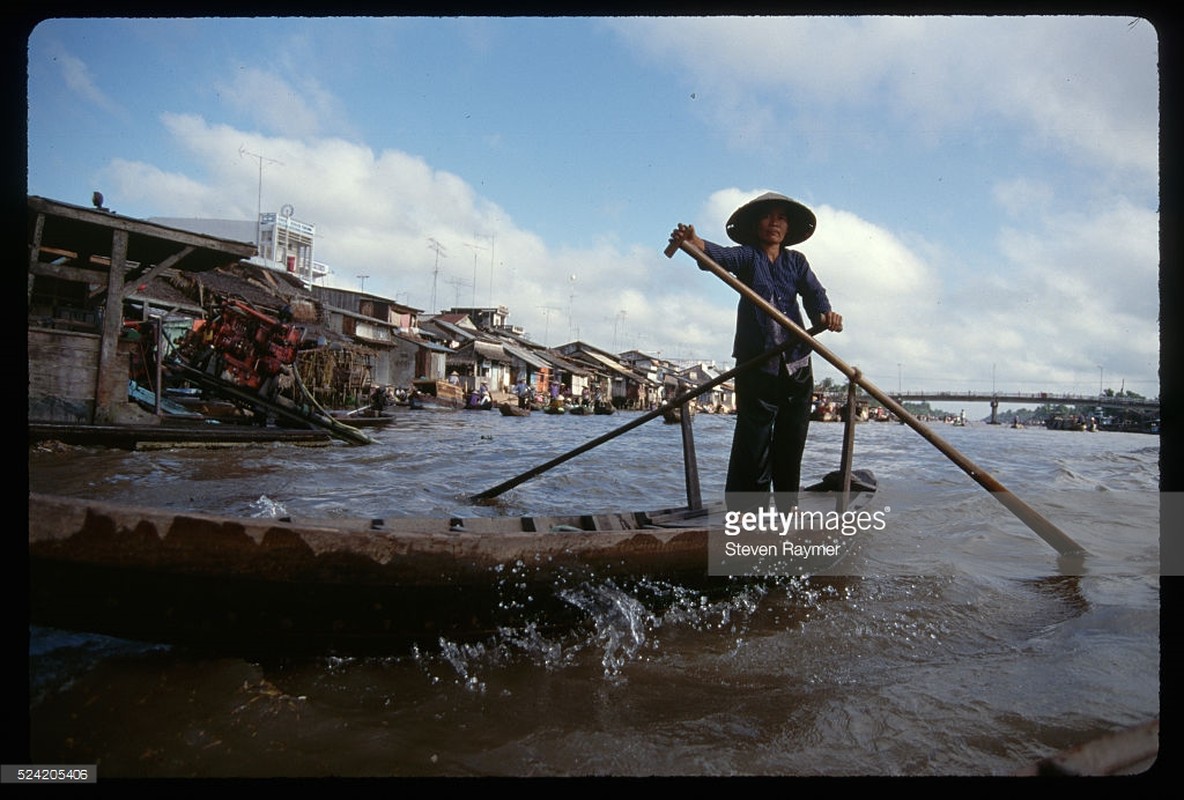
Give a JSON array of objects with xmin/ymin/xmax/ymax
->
[
  {"xmin": 612, "ymin": 309, "xmax": 627, "ymax": 351},
  {"xmin": 481, "ymin": 232, "xmax": 496, "ymax": 305},
  {"xmin": 568, "ymin": 273, "xmax": 577, "ymax": 339},
  {"xmin": 538, "ymin": 305, "xmax": 562, "ymax": 346},
  {"xmin": 445, "ymin": 275, "xmax": 471, "ymax": 307},
  {"xmin": 464, "ymin": 241, "xmax": 488, "ymax": 308},
  {"xmin": 239, "ymin": 146, "xmax": 283, "ymax": 248},
  {"xmin": 427, "ymin": 238, "xmax": 447, "ymax": 312}
]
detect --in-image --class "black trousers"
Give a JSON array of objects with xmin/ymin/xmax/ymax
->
[{"xmin": 726, "ymin": 360, "xmax": 814, "ymax": 494}]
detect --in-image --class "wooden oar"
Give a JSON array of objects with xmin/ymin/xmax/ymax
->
[
  {"xmin": 666, "ymin": 236, "xmax": 1087, "ymax": 558},
  {"xmin": 470, "ymin": 325, "xmax": 826, "ymax": 503}
]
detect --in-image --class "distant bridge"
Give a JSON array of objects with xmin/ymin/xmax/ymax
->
[
  {"xmin": 886, "ymin": 391, "xmax": 1159, "ymax": 423},
  {"xmin": 889, "ymin": 390, "xmax": 1158, "ymax": 409}
]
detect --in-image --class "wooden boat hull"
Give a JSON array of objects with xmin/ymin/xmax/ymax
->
[
  {"xmin": 499, "ymin": 402, "xmax": 531, "ymax": 416},
  {"xmin": 29, "ymin": 494, "xmax": 710, "ymax": 655},
  {"xmin": 29, "ymin": 472, "xmax": 876, "ymax": 656},
  {"xmin": 27, "ymin": 422, "xmax": 332, "ymax": 448}
]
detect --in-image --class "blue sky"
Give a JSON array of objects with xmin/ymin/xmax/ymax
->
[{"xmin": 25, "ymin": 15, "xmax": 1161, "ymax": 409}]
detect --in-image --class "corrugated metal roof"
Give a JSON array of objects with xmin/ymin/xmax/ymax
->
[
  {"xmin": 394, "ymin": 331, "xmax": 452, "ymax": 353},
  {"xmin": 473, "ymin": 340, "xmax": 509, "ymax": 361},
  {"xmin": 501, "ymin": 344, "xmax": 550, "ymax": 370},
  {"xmin": 579, "ymin": 350, "xmax": 646, "ymax": 381},
  {"xmin": 536, "ymin": 350, "xmax": 589, "ymax": 376}
]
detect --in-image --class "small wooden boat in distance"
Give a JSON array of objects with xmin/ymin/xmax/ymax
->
[
  {"xmin": 411, "ymin": 379, "xmax": 465, "ymax": 409},
  {"xmin": 329, "ymin": 409, "xmax": 396, "ymax": 427}
]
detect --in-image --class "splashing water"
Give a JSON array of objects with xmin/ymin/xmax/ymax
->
[{"xmin": 248, "ymin": 494, "xmax": 288, "ymax": 518}]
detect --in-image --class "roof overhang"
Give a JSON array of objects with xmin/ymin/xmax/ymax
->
[{"xmin": 29, "ymin": 195, "xmax": 258, "ymax": 276}]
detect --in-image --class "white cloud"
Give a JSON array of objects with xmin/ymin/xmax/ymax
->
[
  {"xmin": 215, "ymin": 66, "xmax": 350, "ymax": 139},
  {"xmin": 614, "ymin": 16, "xmax": 1158, "ymax": 178},
  {"xmin": 98, "ymin": 159, "xmax": 226, "ymax": 216},
  {"xmin": 46, "ymin": 40, "xmax": 122, "ymax": 116}
]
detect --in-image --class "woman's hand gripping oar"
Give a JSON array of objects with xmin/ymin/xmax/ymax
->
[{"xmin": 666, "ymin": 226, "xmax": 1087, "ymax": 559}]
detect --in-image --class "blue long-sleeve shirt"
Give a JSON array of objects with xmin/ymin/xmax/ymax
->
[{"xmin": 702, "ymin": 241, "xmax": 831, "ymax": 374}]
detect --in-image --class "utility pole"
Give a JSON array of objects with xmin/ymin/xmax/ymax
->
[
  {"xmin": 357, "ymin": 275, "xmax": 370, "ymax": 292},
  {"xmin": 239, "ymin": 146, "xmax": 283, "ymax": 252},
  {"xmin": 427, "ymin": 237, "xmax": 447, "ymax": 313}
]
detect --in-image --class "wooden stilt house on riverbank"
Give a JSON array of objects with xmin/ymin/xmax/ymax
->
[{"xmin": 27, "ymin": 195, "xmax": 259, "ymax": 427}]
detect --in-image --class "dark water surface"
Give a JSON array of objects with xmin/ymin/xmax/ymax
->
[{"xmin": 27, "ymin": 411, "xmax": 1161, "ymax": 777}]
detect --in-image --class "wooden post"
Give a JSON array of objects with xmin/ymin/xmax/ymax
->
[
  {"xmin": 838, "ymin": 379, "xmax": 857, "ymax": 511},
  {"xmin": 678, "ymin": 400, "xmax": 702, "ymax": 511},
  {"xmin": 93, "ymin": 229, "xmax": 128, "ymax": 424}
]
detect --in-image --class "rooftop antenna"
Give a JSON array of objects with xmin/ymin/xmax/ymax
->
[
  {"xmin": 445, "ymin": 275, "xmax": 471, "ymax": 307},
  {"xmin": 482, "ymin": 232, "xmax": 496, "ymax": 305},
  {"xmin": 568, "ymin": 273, "xmax": 577, "ymax": 340},
  {"xmin": 464, "ymin": 241, "xmax": 488, "ymax": 308},
  {"xmin": 427, "ymin": 237, "xmax": 447, "ymax": 312},
  {"xmin": 239, "ymin": 146, "xmax": 283, "ymax": 249},
  {"xmin": 538, "ymin": 305, "xmax": 562, "ymax": 346}
]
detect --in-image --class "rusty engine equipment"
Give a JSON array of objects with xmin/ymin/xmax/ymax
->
[{"xmin": 176, "ymin": 299, "xmax": 302, "ymax": 396}]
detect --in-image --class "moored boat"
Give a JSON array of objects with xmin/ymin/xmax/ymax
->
[
  {"xmin": 593, "ymin": 400, "xmax": 616, "ymax": 415},
  {"xmin": 329, "ymin": 408, "xmax": 396, "ymax": 427},
  {"xmin": 411, "ymin": 379, "xmax": 465, "ymax": 409},
  {"xmin": 499, "ymin": 402, "xmax": 531, "ymax": 417}
]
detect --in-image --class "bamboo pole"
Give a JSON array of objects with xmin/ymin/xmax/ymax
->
[{"xmin": 666, "ymin": 236, "xmax": 1087, "ymax": 557}]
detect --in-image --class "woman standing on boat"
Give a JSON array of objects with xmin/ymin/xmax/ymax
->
[{"xmin": 669, "ymin": 192, "xmax": 842, "ymax": 497}]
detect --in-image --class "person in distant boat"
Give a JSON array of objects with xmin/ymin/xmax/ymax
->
[
  {"xmin": 370, "ymin": 385, "xmax": 387, "ymax": 412},
  {"xmin": 668, "ymin": 192, "xmax": 842, "ymax": 498}
]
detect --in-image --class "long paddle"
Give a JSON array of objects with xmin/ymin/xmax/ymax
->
[
  {"xmin": 470, "ymin": 324, "xmax": 826, "ymax": 503},
  {"xmin": 666, "ymin": 236, "xmax": 1087, "ymax": 557}
]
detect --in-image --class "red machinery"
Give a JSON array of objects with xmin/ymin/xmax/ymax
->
[
  {"xmin": 169, "ymin": 298, "xmax": 373, "ymax": 445},
  {"xmin": 178, "ymin": 299, "xmax": 301, "ymax": 392}
]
